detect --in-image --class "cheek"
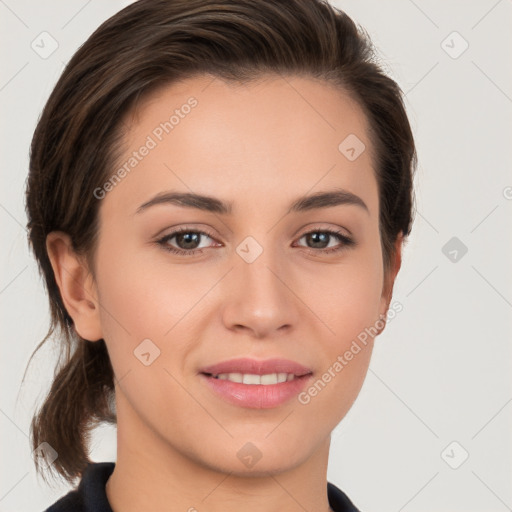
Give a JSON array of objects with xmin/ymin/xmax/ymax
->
[
  {"xmin": 299, "ymin": 265, "xmax": 380, "ymax": 422},
  {"xmin": 95, "ymin": 240, "xmax": 202, "ymax": 335},
  {"xmin": 309, "ymin": 251, "xmax": 384, "ymax": 342},
  {"xmin": 94, "ymin": 242, "xmax": 216, "ymax": 383}
]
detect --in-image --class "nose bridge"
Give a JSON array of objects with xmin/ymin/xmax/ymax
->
[
  {"xmin": 236, "ymin": 236, "xmax": 285, "ymax": 305},
  {"xmin": 223, "ymin": 234, "xmax": 299, "ymax": 335},
  {"xmin": 239, "ymin": 241, "xmax": 281, "ymax": 297}
]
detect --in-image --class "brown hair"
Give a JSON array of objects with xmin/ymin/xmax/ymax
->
[{"xmin": 23, "ymin": 0, "xmax": 416, "ymax": 487}]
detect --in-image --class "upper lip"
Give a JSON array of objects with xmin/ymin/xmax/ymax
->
[{"xmin": 200, "ymin": 358, "xmax": 313, "ymax": 377}]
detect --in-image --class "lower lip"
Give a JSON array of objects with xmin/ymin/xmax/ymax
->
[{"xmin": 199, "ymin": 373, "xmax": 313, "ymax": 409}]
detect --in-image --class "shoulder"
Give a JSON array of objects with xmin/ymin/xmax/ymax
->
[
  {"xmin": 327, "ymin": 481, "xmax": 362, "ymax": 512},
  {"xmin": 43, "ymin": 462, "xmax": 115, "ymax": 512}
]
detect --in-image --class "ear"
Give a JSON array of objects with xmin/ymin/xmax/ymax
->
[
  {"xmin": 46, "ymin": 231, "xmax": 103, "ymax": 342},
  {"xmin": 378, "ymin": 232, "xmax": 404, "ymax": 328}
]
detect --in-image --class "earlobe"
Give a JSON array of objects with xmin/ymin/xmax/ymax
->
[{"xmin": 46, "ymin": 231, "xmax": 103, "ymax": 342}]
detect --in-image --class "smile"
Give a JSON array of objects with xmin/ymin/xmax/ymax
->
[{"xmin": 209, "ymin": 372, "xmax": 297, "ymax": 384}]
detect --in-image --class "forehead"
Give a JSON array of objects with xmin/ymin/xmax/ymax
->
[{"xmin": 102, "ymin": 73, "xmax": 378, "ymax": 219}]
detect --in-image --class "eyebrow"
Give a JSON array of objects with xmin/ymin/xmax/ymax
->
[{"xmin": 135, "ymin": 188, "xmax": 369, "ymax": 216}]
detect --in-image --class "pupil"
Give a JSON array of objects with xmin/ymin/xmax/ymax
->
[
  {"xmin": 178, "ymin": 232, "xmax": 199, "ymax": 249},
  {"xmin": 309, "ymin": 232, "xmax": 328, "ymax": 248}
]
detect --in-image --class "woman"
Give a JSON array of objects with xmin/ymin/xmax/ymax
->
[{"xmin": 24, "ymin": 0, "xmax": 416, "ymax": 510}]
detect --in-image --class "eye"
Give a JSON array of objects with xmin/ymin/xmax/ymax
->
[
  {"xmin": 294, "ymin": 228, "xmax": 355, "ymax": 255},
  {"xmin": 156, "ymin": 226, "xmax": 355, "ymax": 256},
  {"xmin": 156, "ymin": 227, "xmax": 219, "ymax": 256}
]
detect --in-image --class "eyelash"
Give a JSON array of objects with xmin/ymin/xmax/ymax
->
[{"xmin": 156, "ymin": 226, "xmax": 356, "ymax": 257}]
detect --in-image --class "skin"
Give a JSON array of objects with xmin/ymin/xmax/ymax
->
[{"xmin": 47, "ymin": 74, "xmax": 402, "ymax": 512}]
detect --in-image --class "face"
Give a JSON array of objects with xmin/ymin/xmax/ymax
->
[{"xmin": 78, "ymin": 74, "xmax": 398, "ymax": 475}]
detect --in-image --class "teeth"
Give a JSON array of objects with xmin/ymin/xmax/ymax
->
[{"xmin": 214, "ymin": 372, "xmax": 296, "ymax": 384}]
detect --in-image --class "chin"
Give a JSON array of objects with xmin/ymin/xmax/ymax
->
[
  {"xmin": 212, "ymin": 455, "xmax": 304, "ymax": 478},
  {"xmin": 212, "ymin": 439, "xmax": 309, "ymax": 476}
]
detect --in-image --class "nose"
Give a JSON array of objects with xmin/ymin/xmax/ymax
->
[{"xmin": 221, "ymin": 242, "xmax": 300, "ymax": 339}]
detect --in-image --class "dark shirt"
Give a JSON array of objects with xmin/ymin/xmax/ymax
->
[{"xmin": 44, "ymin": 462, "xmax": 361, "ymax": 511}]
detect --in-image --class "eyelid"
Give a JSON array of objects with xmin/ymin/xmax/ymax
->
[
  {"xmin": 295, "ymin": 223, "xmax": 352, "ymax": 238},
  {"xmin": 152, "ymin": 223, "xmax": 218, "ymax": 240},
  {"xmin": 291, "ymin": 222, "xmax": 353, "ymax": 242},
  {"xmin": 156, "ymin": 225, "xmax": 220, "ymax": 247}
]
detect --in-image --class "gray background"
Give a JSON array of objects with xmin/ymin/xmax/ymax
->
[{"xmin": 1, "ymin": 1, "xmax": 511, "ymax": 510}]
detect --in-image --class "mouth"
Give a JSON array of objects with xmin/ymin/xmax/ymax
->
[
  {"xmin": 202, "ymin": 372, "xmax": 304, "ymax": 384},
  {"xmin": 198, "ymin": 358, "xmax": 313, "ymax": 409}
]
